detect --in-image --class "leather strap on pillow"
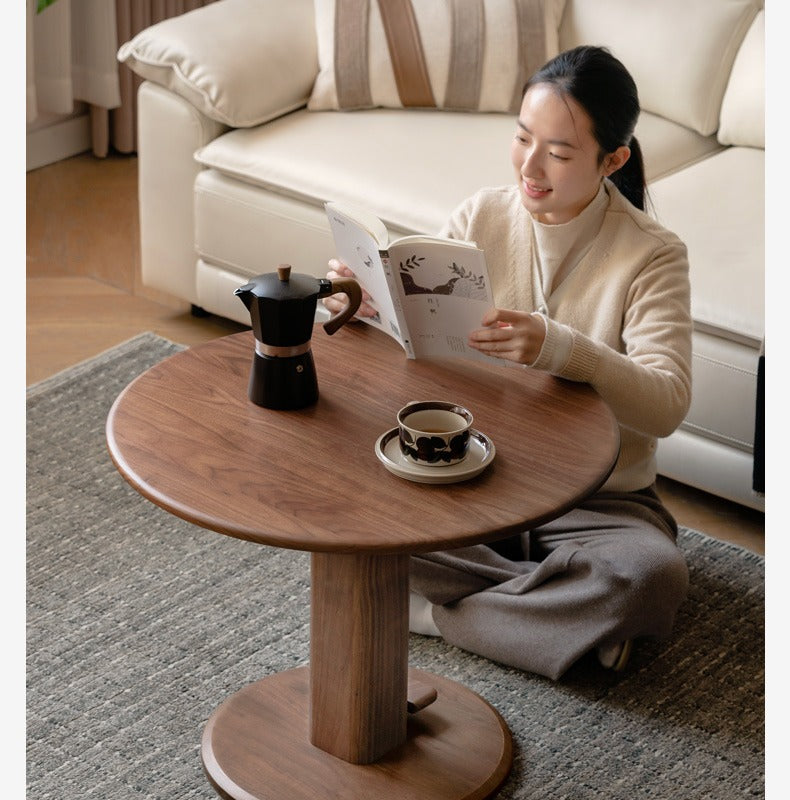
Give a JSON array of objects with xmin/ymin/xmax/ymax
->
[
  {"xmin": 378, "ymin": 0, "xmax": 436, "ymax": 107},
  {"xmin": 445, "ymin": 0, "xmax": 485, "ymax": 110},
  {"xmin": 335, "ymin": 0, "xmax": 373, "ymax": 108},
  {"xmin": 512, "ymin": 0, "xmax": 550, "ymax": 111}
]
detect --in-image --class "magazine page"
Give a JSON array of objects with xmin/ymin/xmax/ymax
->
[
  {"xmin": 388, "ymin": 234, "xmax": 480, "ymax": 250},
  {"xmin": 325, "ymin": 202, "xmax": 411, "ymax": 352},
  {"xmin": 385, "ymin": 239, "xmax": 500, "ymax": 363}
]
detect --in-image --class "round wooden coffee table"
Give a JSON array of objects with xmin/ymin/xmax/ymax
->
[{"xmin": 106, "ymin": 326, "xmax": 619, "ymax": 800}]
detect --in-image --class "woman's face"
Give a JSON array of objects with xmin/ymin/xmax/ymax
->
[{"xmin": 511, "ymin": 82, "xmax": 617, "ymax": 225}]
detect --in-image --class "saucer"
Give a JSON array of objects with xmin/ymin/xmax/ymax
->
[{"xmin": 374, "ymin": 428, "xmax": 495, "ymax": 484}]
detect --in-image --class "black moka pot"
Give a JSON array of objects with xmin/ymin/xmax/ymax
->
[{"xmin": 234, "ymin": 264, "xmax": 362, "ymax": 410}]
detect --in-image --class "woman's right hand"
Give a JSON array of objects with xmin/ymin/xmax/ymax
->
[{"xmin": 324, "ymin": 258, "xmax": 378, "ymax": 318}]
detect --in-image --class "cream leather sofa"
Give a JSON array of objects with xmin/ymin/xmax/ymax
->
[{"xmin": 118, "ymin": 0, "xmax": 765, "ymax": 511}]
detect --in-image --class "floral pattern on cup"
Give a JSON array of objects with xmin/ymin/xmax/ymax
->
[
  {"xmin": 397, "ymin": 401, "xmax": 474, "ymax": 467},
  {"xmin": 399, "ymin": 428, "xmax": 471, "ymax": 465}
]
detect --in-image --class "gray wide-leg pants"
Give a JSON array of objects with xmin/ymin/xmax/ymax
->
[{"xmin": 410, "ymin": 487, "xmax": 689, "ymax": 680}]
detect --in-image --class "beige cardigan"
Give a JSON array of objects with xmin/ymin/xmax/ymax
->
[{"xmin": 441, "ymin": 181, "xmax": 692, "ymax": 493}]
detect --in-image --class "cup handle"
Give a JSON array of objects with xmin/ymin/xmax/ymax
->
[{"xmin": 323, "ymin": 277, "xmax": 363, "ymax": 335}]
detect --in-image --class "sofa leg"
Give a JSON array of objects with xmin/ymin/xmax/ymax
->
[{"xmin": 191, "ymin": 304, "xmax": 209, "ymax": 318}]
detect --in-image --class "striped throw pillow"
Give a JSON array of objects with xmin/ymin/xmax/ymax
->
[{"xmin": 308, "ymin": 0, "xmax": 567, "ymax": 113}]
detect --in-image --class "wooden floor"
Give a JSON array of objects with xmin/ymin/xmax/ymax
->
[{"xmin": 26, "ymin": 152, "xmax": 765, "ymax": 555}]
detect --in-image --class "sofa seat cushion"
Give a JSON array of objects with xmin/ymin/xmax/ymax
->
[
  {"xmin": 649, "ymin": 146, "xmax": 764, "ymax": 346},
  {"xmin": 195, "ymin": 107, "xmax": 723, "ymax": 236},
  {"xmin": 195, "ymin": 108, "xmax": 517, "ymax": 234},
  {"xmin": 682, "ymin": 329, "xmax": 759, "ymax": 454},
  {"xmin": 194, "ymin": 168, "xmax": 348, "ymax": 285}
]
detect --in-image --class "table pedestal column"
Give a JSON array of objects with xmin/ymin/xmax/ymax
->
[
  {"xmin": 310, "ymin": 552, "xmax": 410, "ymax": 763},
  {"xmin": 201, "ymin": 551, "xmax": 513, "ymax": 800}
]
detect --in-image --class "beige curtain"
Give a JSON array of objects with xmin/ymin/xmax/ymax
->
[
  {"xmin": 27, "ymin": 0, "xmax": 122, "ymax": 155},
  {"xmin": 112, "ymin": 0, "xmax": 217, "ymax": 155},
  {"xmin": 26, "ymin": 0, "xmax": 216, "ymax": 158}
]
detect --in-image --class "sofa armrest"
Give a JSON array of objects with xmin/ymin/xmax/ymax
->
[
  {"xmin": 135, "ymin": 82, "xmax": 227, "ymax": 305},
  {"xmin": 117, "ymin": 0, "xmax": 318, "ymax": 128}
]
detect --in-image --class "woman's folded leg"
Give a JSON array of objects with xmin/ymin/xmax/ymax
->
[{"xmin": 409, "ymin": 490, "xmax": 689, "ymax": 680}]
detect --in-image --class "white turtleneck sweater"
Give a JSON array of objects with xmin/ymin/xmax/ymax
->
[{"xmin": 440, "ymin": 180, "xmax": 692, "ymax": 492}]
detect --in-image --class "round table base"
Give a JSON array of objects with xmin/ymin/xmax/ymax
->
[{"xmin": 202, "ymin": 666, "xmax": 512, "ymax": 800}]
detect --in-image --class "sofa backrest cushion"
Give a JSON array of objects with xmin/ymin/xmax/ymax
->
[
  {"xmin": 308, "ymin": 0, "xmax": 566, "ymax": 113},
  {"xmin": 717, "ymin": 10, "xmax": 764, "ymax": 148},
  {"xmin": 117, "ymin": 0, "xmax": 318, "ymax": 128},
  {"xmin": 558, "ymin": 0, "xmax": 759, "ymax": 137}
]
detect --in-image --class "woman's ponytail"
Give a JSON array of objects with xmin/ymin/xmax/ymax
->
[{"xmin": 609, "ymin": 136, "xmax": 649, "ymax": 212}]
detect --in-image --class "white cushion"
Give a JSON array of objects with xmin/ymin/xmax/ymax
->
[
  {"xmin": 117, "ymin": 0, "xmax": 318, "ymax": 127},
  {"xmin": 718, "ymin": 10, "xmax": 764, "ymax": 148},
  {"xmin": 195, "ymin": 105, "xmax": 725, "ymax": 238},
  {"xmin": 684, "ymin": 330, "xmax": 761, "ymax": 452},
  {"xmin": 649, "ymin": 147, "xmax": 764, "ymax": 344},
  {"xmin": 558, "ymin": 0, "xmax": 759, "ymax": 136},
  {"xmin": 194, "ymin": 172, "xmax": 343, "ymax": 287},
  {"xmin": 195, "ymin": 108, "xmax": 518, "ymax": 234},
  {"xmin": 635, "ymin": 112, "xmax": 722, "ymax": 183},
  {"xmin": 308, "ymin": 0, "xmax": 566, "ymax": 113}
]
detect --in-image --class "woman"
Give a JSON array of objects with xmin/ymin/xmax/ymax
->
[{"xmin": 326, "ymin": 46, "xmax": 692, "ymax": 680}]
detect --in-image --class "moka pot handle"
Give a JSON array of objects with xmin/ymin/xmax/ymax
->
[{"xmin": 322, "ymin": 278, "xmax": 363, "ymax": 336}]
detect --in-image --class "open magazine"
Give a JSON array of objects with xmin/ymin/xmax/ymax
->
[{"xmin": 325, "ymin": 201, "xmax": 498, "ymax": 363}]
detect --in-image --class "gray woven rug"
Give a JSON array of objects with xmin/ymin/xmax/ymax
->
[{"xmin": 27, "ymin": 333, "xmax": 765, "ymax": 799}]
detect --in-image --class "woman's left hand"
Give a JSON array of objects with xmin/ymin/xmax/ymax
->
[{"xmin": 469, "ymin": 308, "xmax": 546, "ymax": 366}]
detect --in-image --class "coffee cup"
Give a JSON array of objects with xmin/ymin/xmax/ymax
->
[{"xmin": 397, "ymin": 400, "xmax": 474, "ymax": 467}]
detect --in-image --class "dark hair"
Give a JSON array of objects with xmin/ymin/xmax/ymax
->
[{"xmin": 523, "ymin": 45, "xmax": 649, "ymax": 211}]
